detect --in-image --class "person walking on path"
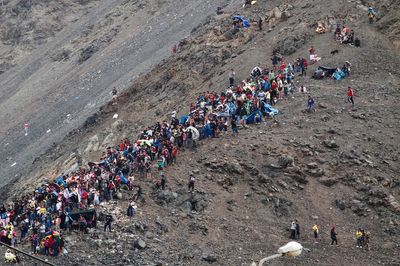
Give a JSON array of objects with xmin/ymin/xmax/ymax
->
[
  {"xmin": 104, "ymin": 214, "xmax": 113, "ymax": 232},
  {"xmin": 229, "ymin": 69, "xmax": 235, "ymax": 87},
  {"xmin": 364, "ymin": 231, "xmax": 370, "ymax": 250},
  {"xmin": 312, "ymin": 224, "xmax": 319, "ymax": 243},
  {"xmin": 24, "ymin": 122, "xmax": 29, "ymax": 136},
  {"xmin": 231, "ymin": 116, "xmax": 238, "ymax": 136},
  {"xmin": 161, "ymin": 174, "xmax": 167, "ymax": 190},
  {"xmin": 111, "ymin": 87, "xmax": 118, "ymax": 105},
  {"xmin": 290, "ymin": 220, "xmax": 296, "ymax": 240},
  {"xmin": 347, "ymin": 86, "xmax": 354, "ymax": 106},
  {"xmin": 188, "ymin": 174, "xmax": 195, "ymax": 193},
  {"xmin": 127, "ymin": 201, "xmax": 137, "ymax": 218},
  {"xmin": 300, "ymin": 58, "xmax": 307, "ymax": 76},
  {"xmin": 307, "ymin": 95, "xmax": 315, "ymax": 112},
  {"xmin": 330, "ymin": 225, "xmax": 338, "ymax": 245}
]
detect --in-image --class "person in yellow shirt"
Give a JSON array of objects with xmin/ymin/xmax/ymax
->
[
  {"xmin": 312, "ymin": 224, "xmax": 319, "ymax": 243},
  {"xmin": 355, "ymin": 228, "xmax": 363, "ymax": 248}
]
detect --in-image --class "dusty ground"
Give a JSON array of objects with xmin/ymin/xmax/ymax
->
[{"xmin": 0, "ymin": 0, "xmax": 399, "ymax": 265}]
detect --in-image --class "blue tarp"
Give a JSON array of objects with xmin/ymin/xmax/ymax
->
[
  {"xmin": 333, "ymin": 69, "xmax": 346, "ymax": 80},
  {"xmin": 262, "ymin": 102, "xmax": 279, "ymax": 115},
  {"xmin": 120, "ymin": 174, "xmax": 128, "ymax": 185},
  {"xmin": 233, "ymin": 15, "xmax": 250, "ymax": 28},
  {"xmin": 56, "ymin": 176, "xmax": 67, "ymax": 187},
  {"xmin": 247, "ymin": 110, "xmax": 263, "ymax": 124},
  {"xmin": 180, "ymin": 115, "xmax": 189, "ymax": 125}
]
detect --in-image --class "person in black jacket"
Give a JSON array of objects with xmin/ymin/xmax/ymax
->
[
  {"xmin": 331, "ymin": 225, "xmax": 338, "ymax": 245},
  {"xmin": 104, "ymin": 214, "xmax": 113, "ymax": 232},
  {"xmin": 295, "ymin": 219, "xmax": 300, "ymax": 239}
]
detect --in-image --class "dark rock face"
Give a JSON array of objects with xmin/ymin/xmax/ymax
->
[{"xmin": 78, "ymin": 44, "xmax": 100, "ymax": 64}]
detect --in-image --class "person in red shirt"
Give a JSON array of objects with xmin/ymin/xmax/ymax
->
[
  {"xmin": 279, "ymin": 60, "xmax": 286, "ymax": 71},
  {"xmin": 171, "ymin": 146, "xmax": 178, "ymax": 164},
  {"xmin": 347, "ymin": 86, "xmax": 354, "ymax": 105}
]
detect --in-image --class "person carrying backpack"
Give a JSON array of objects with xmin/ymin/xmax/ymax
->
[{"xmin": 355, "ymin": 228, "xmax": 363, "ymax": 248}]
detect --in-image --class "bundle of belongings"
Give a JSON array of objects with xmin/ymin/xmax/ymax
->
[
  {"xmin": 340, "ymin": 26, "xmax": 355, "ymax": 44},
  {"xmin": 313, "ymin": 61, "xmax": 351, "ymax": 80}
]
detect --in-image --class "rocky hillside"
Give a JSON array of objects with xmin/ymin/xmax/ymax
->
[{"xmin": 1, "ymin": 0, "xmax": 400, "ymax": 265}]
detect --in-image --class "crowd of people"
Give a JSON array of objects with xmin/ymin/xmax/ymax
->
[{"xmin": 1, "ymin": 5, "xmax": 365, "ymax": 262}]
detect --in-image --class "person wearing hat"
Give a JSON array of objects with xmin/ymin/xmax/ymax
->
[{"xmin": 188, "ymin": 174, "xmax": 195, "ymax": 193}]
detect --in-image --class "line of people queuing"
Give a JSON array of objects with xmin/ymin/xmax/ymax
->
[
  {"xmin": 290, "ymin": 220, "xmax": 370, "ymax": 250},
  {"xmin": 1, "ymin": 56, "xmax": 308, "ymax": 260}
]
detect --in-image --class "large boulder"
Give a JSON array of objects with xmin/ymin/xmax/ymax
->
[
  {"xmin": 134, "ymin": 239, "xmax": 146, "ymax": 249},
  {"xmin": 318, "ymin": 176, "xmax": 338, "ymax": 186},
  {"xmin": 272, "ymin": 7, "xmax": 282, "ymax": 19},
  {"xmin": 202, "ymin": 252, "xmax": 217, "ymax": 263},
  {"xmin": 323, "ymin": 140, "xmax": 339, "ymax": 149}
]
